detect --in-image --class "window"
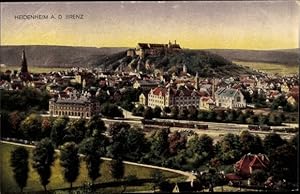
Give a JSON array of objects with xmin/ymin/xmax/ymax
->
[{"xmin": 237, "ymin": 96, "xmax": 241, "ymax": 102}]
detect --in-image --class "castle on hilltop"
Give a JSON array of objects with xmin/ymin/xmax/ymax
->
[{"xmin": 127, "ymin": 40, "xmax": 181, "ymax": 58}]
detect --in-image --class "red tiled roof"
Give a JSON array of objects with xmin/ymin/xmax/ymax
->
[
  {"xmin": 235, "ymin": 153, "xmax": 269, "ymax": 178},
  {"xmin": 151, "ymin": 87, "xmax": 168, "ymax": 96}
]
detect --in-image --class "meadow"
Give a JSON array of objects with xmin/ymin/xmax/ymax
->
[
  {"xmin": 234, "ymin": 61, "xmax": 299, "ymax": 75},
  {"xmin": 0, "ymin": 142, "xmax": 185, "ymax": 193}
]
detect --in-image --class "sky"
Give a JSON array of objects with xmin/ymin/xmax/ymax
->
[{"xmin": 1, "ymin": 1, "xmax": 299, "ymax": 50}]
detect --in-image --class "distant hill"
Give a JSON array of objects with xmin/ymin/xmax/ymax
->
[
  {"xmin": 205, "ymin": 48, "xmax": 300, "ymax": 65},
  {"xmin": 0, "ymin": 45, "xmax": 262, "ymax": 77},
  {"xmin": 0, "ymin": 45, "xmax": 128, "ymax": 67},
  {"xmin": 91, "ymin": 49, "xmax": 259, "ymax": 77}
]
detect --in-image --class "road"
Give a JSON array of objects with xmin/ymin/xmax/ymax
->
[{"xmin": 0, "ymin": 140, "xmax": 195, "ymax": 181}]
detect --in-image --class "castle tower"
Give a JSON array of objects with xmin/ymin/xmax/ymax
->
[
  {"xmin": 195, "ymin": 72, "xmax": 200, "ymax": 90},
  {"xmin": 21, "ymin": 49, "xmax": 28, "ymax": 73}
]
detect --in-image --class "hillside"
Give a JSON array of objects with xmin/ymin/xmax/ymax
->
[
  {"xmin": 206, "ymin": 48, "xmax": 300, "ymax": 65},
  {"xmin": 0, "ymin": 45, "xmax": 128, "ymax": 67},
  {"xmin": 0, "ymin": 45, "xmax": 259, "ymax": 77},
  {"xmin": 92, "ymin": 49, "xmax": 258, "ymax": 77}
]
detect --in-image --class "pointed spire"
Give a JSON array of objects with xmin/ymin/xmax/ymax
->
[{"xmin": 21, "ymin": 49, "xmax": 28, "ymax": 73}]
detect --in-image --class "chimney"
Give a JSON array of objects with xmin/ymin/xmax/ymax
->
[{"xmin": 175, "ymin": 40, "xmax": 176, "ymax": 44}]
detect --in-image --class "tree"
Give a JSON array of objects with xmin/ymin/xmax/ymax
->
[
  {"xmin": 86, "ymin": 115, "xmax": 106, "ymax": 137},
  {"xmin": 219, "ymin": 133, "xmax": 242, "ymax": 164},
  {"xmin": 187, "ymin": 106, "xmax": 198, "ymax": 120},
  {"xmin": 9, "ymin": 111, "xmax": 25, "ymax": 138},
  {"xmin": 207, "ymin": 111, "xmax": 217, "ymax": 122},
  {"xmin": 132, "ymin": 104, "xmax": 145, "ymax": 116},
  {"xmin": 100, "ymin": 103, "xmax": 124, "ymax": 118},
  {"xmin": 269, "ymin": 144, "xmax": 297, "ymax": 183},
  {"xmin": 143, "ymin": 107, "xmax": 154, "ymax": 119},
  {"xmin": 263, "ymin": 133, "xmax": 286, "ymax": 156},
  {"xmin": 168, "ymin": 131, "xmax": 187, "ymax": 156},
  {"xmin": 41, "ymin": 117, "xmax": 53, "ymax": 138},
  {"xmin": 79, "ymin": 137, "xmax": 105, "ymax": 185},
  {"xmin": 258, "ymin": 114, "xmax": 268, "ymax": 125},
  {"xmin": 10, "ymin": 147, "xmax": 29, "ymax": 192},
  {"xmin": 251, "ymin": 169, "xmax": 267, "ymax": 186},
  {"xmin": 268, "ymin": 113, "xmax": 281, "ymax": 126},
  {"xmin": 108, "ymin": 122, "xmax": 130, "ymax": 137},
  {"xmin": 150, "ymin": 170, "xmax": 166, "ymax": 192},
  {"xmin": 170, "ymin": 106, "xmax": 179, "ymax": 119},
  {"xmin": 237, "ymin": 114, "xmax": 246, "ymax": 124},
  {"xmin": 151, "ymin": 128, "xmax": 170, "ymax": 158},
  {"xmin": 185, "ymin": 134, "xmax": 214, "ymax": 168},
  {"xmin": 1, "ymin": 111, "xmax": 12, "ymax": 137},
  {"xmin": 163, "ymin": 106, "xmax": 171, "ymax": 114},
  {"xmin": 178, "ymin": 107, "xmax": 189, "ymax": 120},
  {"xmin": 239, "ymin": 130, "xmax": 263, "ymax": 154},
  {"xmin": 60, "ymin": 142, "xmax": 80, "ymax": 191},
  {"xmin": 197, "ymin": 110, "xmax": 208, "ymax": 121},
  {"xmin": 124, "ymin": 128, "xmax": 149, "ymax": 161},
  {"xmin": 110, "ymin": 158, "xmax": 125, "ymax": 181},
  {"xmin": 50, "ymin": 117, "xmax": 69, "ymax": 147},
  {"xmin": 20, "ymin": 113, "xmax": 42, "ymax": 141},
  {"xmin": 32, "ymin": 138, "xmax": 55, "ymax": 191},
  {"xmin": 64, "ymin": 119, "xmax": 87, "ymax": 144},
  {"xmin": 153, "ymin": 106, "xmax": 162, "ymax": 118}
]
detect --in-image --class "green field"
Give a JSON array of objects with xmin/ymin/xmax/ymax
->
[
  {"xmin": 235, "ymin": 61, "xmax": 299, "ymax": 75},
  {"xmin": 0, "ymin": 65, "xmax": 69, "ymax": 73},
  {"xmin": 0, "ymin": 142, "xmax": 185, "ymax": 193}
]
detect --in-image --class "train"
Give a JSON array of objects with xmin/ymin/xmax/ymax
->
[{"xmin": 142, "ymin": 119, "xmax": 209, "ymax": 130}]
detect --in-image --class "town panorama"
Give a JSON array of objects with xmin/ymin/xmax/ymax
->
[{"xmin": 0, "ymin": 1, "xmax": 299, "ymax": 193}]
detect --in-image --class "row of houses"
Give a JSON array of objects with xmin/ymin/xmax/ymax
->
[{"xmin": 139, "ymin": 84, "xmax": 247, "ymax": 110}]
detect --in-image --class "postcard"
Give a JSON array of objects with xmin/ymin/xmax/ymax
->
[{"xmin": 0, "ymin": 1, "xmax": 299, "ymax": 193}]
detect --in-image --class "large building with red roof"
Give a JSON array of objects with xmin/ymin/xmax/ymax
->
[{"xmin": 146, "ymin": 85, "xmax": 202, "ymax": 109}]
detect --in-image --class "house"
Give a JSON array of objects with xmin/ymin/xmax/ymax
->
[
  {"xmin": 133, "ymin": 79, "xmax": 160, "ymax": 90},
  {"xmin": 139, "ymin": 92, "xmax": 148, "ymax": 106},
  {"xmin": 49, "ymin": 93, "xmax": 100, "ymax": 119},
  {"xmin": 287, "ymin": 95, "xmax": 298, "ymax": 106},
  {"xmin": 214, "ymin": 87, "xmax": 246, "ymax": 109},
  {"xmin": 281, "ymin": 83, "xmax": 290, "ymax": 93},
  {"xmin": 172, "ymin": 181, "xmax": 203, "ymax": 193},
  {"xmin": 234, "ymin": 153, "xmax": 270, "ymax": 178},
  {"xmin": 146, "ymin": 85, "xmax": 201, "ymax": 109},
  {"xmin": 199, "ymin": 96, "xmax": 215, "ymax": 110}
]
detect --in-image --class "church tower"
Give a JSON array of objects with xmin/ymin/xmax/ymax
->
[
  {"xmin": 21, "ymin": 49, "xmax": 28, "ymax": 73},
  {"xmin": 19, "ymin": 49, "xmax": 31, "ymax": 81}
]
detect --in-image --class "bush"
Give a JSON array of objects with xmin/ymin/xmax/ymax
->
[{"xmin": 100, "ymin": 103, "xmax": 124, "ymax": 118}]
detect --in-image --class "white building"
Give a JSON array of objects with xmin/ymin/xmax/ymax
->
[{"xmin": 215, "ymin": 87, "xmax": 246, "ymax": 109}]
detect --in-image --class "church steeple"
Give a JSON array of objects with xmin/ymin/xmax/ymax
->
[
  {"xmin": 19, "ymin": 49, "xmax": 31, "ymax": 81},
  {"xmin": 21, "ymin": 49, "xmax": 28, "ymax": 73}
]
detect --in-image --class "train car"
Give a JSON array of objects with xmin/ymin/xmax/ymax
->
[
  {"xmin": 196, "ymin": 124, "xmax": 209, "ymax": 130},
  {"xmin": 248, "ymin": 125, "xmax": 260, "ymax": 131},
  {"xmin": 259, "ymin": 125, "xmax": 271, "ymax": 131}
]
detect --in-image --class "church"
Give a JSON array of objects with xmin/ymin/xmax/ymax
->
[{"xmin": 19, "ymin": 49, "xmax": 32, "ymax": 81}]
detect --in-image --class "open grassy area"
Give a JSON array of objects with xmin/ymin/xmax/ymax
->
[
  {"xmin": 0, "ymin": 142, "xmax": 185, "ymax": 193},
  {"xmin": 0, "ymin": 65, "xmax": 69, "ymax": 73},
  {"xmin": 234, "ymin": 61, "xmax": 299, "ymax": 75}
]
